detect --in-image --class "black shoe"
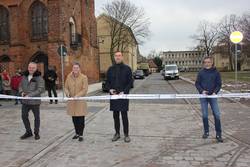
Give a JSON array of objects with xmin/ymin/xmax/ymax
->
[
  {"xmin": 15, "ymin": 102, "xmax": 18, "ymax": 105},
  {"xmin": 55, "ymin": 101, "xmax": 58, "ymax": 104},
  {"xmin": 72, "ymin": 135, "xmax": 79, "ymax": 139},
  {"xmin": 216, "ymin": 136, "xmax": 223, "ymax": 143},
  {"xmin": 78, "ymin": 136, "xmax": 83, "ymax": 142},
  {"xmin": 202, "ymin": 132, "xmax": 209, "ymax": 139},
  {"xmin": 49, "ymin": 101, "xmax": 53, "ymax": 104},
  {"xmin": 124, "ymin": 135, "xmax": 131, "ymax": 143},
  {"xmin": 35, "ymin": 134, "xmax": 40, "ymax": 140},
  {"xmin": 20, "ymin": 132, "xmax": 33, "ymax": 139},
  {"xmin": 112, "ymin": 133, "xmax": 120, "ymax": 142}
]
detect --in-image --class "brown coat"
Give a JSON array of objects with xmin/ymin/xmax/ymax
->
[{"xmin": 65, "ymin": 72, "xmax": 88, "ymax": 116}]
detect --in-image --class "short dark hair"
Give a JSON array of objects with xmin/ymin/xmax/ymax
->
[
  {"xmin": 29, "ymin": 62, "xmax": 37, "ymax": 65},
  {"xmin": 203, "ymin": 56, "xmax": 213, "ymax": 63},
  {"xmin": 72, "ymin": 61, "xmax": 81, "ymax": 67},
  {"xmin": 114, "ymin": 51, "xmax": 123, "ymax": 55},
  {"xmin": 203, "ymin": 56, "xmax": 214, "ymax": 66}
]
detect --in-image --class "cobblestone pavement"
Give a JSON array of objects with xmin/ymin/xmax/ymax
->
[{"xmin": 0, "ymin": 73, "xmax": 249, "ymax": 167}]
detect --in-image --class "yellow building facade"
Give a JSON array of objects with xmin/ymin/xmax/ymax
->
[{"xmin": 97, "ymin": 15, "xmax": 138, "ymax": 75}]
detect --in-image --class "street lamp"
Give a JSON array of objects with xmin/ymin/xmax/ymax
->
[{"xmin": 230, "ymin": 31, "xmax": 243, "ymax": 85}]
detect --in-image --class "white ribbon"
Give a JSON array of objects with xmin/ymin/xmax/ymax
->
[{"xmin": 0, "ymin": 93, "xmax": 250, "ymax": 101}]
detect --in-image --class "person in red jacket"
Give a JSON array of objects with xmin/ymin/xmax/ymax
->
[{"xmin": 11, "ymin": 70, "xmax": 23, "ymax": 105}]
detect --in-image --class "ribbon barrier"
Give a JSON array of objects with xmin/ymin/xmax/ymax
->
[{"xmin": 0, "ymin": 93, "xmax": 250, "ymax": 101}]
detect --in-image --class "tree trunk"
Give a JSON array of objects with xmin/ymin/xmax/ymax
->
[{"xmin": 227, "ymin": 42, "xmax": 234, "ymax": 71}]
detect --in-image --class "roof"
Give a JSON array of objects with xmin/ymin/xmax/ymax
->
[{"xmin": 148, "ymin": 59, "xmax": 158, "ymax": 68}]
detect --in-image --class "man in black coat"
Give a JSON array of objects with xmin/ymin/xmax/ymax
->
[
  {"xmin": 44, "ymin": 66, "xmax": 58, "ymax": 104},
  {"xmin": 106, "ymin": 51, "xmax": 133, "ymax": 143}
]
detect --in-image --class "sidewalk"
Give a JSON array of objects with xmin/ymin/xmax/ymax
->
[
  {"xmin": 43, "ymin": 82, "xmax": 102, "ymax": 97},
  {"xmin": 0, "ymin": 82, "xmax": 106, "ymax": 167}
]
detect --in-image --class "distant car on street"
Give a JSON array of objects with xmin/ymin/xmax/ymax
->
[
  {"xmin": 179, "ymin": 67, "xmax": 185, "ymax": 72},
  {"xmin": 137, "ymin": 63, "xmax": 150, "ymax": 76},
  {"xmin": 163, "ymin": 64, "xmax": 180, "ymax": 80},
  {"xmin": 133, "ymin": 70, "xmax": 145, "ymax": 79},
  {"xmin": 160, "ymin": 70, "xmax": 165, "ymax": 76}
]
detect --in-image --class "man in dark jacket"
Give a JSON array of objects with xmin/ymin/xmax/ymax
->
[
  {"xmin": 195, "ymin": 56, "xmax": 223, "ymax": 143},
  {"xmin": 106, "ymin": 51, "xmax": 133, "ymax": 143},
  {"xmin": 44, "ymin": 66, "xmax": 58, "ymax": 104},
  {"xmin": 19, "ymin": 62, "xmax": 45, "ymax": 140}
]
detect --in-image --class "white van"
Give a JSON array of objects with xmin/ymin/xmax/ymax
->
[{"xmin": 164, "ymin": 64, "xmax": 179, "ymax": 80}]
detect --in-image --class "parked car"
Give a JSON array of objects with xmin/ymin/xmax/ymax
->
[
  {"xmin": 137, "ymin": 63, "xmax": 150, "ymax": 76},
  {"xmin": 163, "ymin": 64, "xmax": 179, "ymax": 80},
  {"xmin": 133, "ymin": 70, "xmax": 145, "ymax": 79},
  {"xmin": 160, "ymin": 70, "xmax": 165, "ymax": 76},
  {"xmin": 179, "ymin": 67, "xmax": 185, "ymax": 72},
  {"xmin": 102, "ymin": 78, "xmax": 134, "ymax": 92}
]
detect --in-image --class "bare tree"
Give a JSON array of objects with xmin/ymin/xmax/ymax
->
[
  {"xmin": 238, "ymin": 12, "xmax": 250, "ymax": 68},
  {"xmin": 191, "ymin": 20, "xmax": 218, "ymax": 57},
  {"xmin": 239, "ymin": 12, "xmax": 250, "ymax": 42},
  {"xmin": 102, "ymin": 0, "xmax": 150, "ymax": 64},
  {"xmin": 217, "ymin": 14, "xmax": 240, "ymax": 70}
]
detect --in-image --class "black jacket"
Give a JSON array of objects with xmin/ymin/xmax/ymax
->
[
  {"xmin": 44, "ymin": 70, "xmax": 57, "ymax": 87},
  {"xmin": 195, "ymin": 67, "xmax": 222, "ymax": 95},
  {"xmin": 106, "ymin": 63, "xmax": 133, "ymax": 112}
]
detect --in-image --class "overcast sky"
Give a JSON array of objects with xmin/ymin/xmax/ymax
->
[{"xmin": 95, "ymin": 0, "xmax": 250, "ymax": 56}]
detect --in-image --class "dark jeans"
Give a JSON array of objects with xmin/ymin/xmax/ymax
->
[
  {"xmin": 72, "ymin": 116, "xmax": 85, "ymax": 136},
  {"xmin": 200, "ymin": 98, "xmax": 222, "ymax": 136},
  {"xmin": 3, "ymin": 89, "xmax": 12, "ymax": 100},
  {"xmin": 113, "ymin": 111, "xmax": 129, "ymax": 136},
  {"xmin": 12, "ymin": 89, "xmax": 20, "ymax": 104},
  {"xmin": 47, "ymin": 85, "xmax": 57, "ymax": 103},
  {"xmin": 22, "ymin": 104, "xmax": 40, "ymax": 134}
]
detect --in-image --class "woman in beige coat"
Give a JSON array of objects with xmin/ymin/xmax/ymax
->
[{"xmin": 65, "ymin": 62, "xmax": 88, "ymax": 142}]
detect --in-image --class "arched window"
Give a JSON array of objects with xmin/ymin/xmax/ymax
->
[
  {"xmin": 30, "ymin": 1, "xmax": 48, "ymax": 40},
  {"xmin": 0, "ymin": 5, "xmax": 9, "ymax": 43},
  {"xmin": 69, "ymin": 17, "xmax": 76, "ymax": 44}
]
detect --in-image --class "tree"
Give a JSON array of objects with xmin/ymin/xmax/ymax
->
[
  {"xmin": 153, "ymin": 56, "xmax": 163, "ymax": 71},
  {"xmin": 217, "ymin": 14, "xmax": 240, "ymax": 70},
  {"xmin": 148, "ymin": 50, "xmax": 158, "ymax": 59},
  {"xmin": 238, "ymin": 12, "xmax": 250, "ymax": 68},
  {"xmin": 239, "ymin": 12, "xmax": 250, "ymax": 42},
  {"xmin": 102, "ymin": 0, "xmax": 150, "ymax": 64},
  {"xmin": 191, "ymin": 20, "xmax": 218, "ymax": 57}
]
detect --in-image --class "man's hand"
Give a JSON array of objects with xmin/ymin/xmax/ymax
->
[
  {"xmin": 119, "ymin": 92, "xmax": 124, "ymax": 95},
  {"xmin": 110, "ymin": 89, "xmax": 117, "ymax": 95},
  {"xmin": 202, "ymin": 91, "xmax": 208, "ymax": 95},
  {"xmin": 21, "ymin": 92, "xmax": 27, "ymax": 97}
]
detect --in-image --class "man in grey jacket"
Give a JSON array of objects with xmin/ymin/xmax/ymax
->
[{"xmin": 19, "ymin": 62, "xmax": 45, "ymax": 140}]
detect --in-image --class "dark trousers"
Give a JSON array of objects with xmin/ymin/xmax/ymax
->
[
  {"xmin": 47, "ymin": 85, "xmax": 57, "ymax": 103},
  {"xmin": 72, "ymin": 116, "xmax": 85, "ymax": 136},
  {"xmin": 12, "ymin": 89, "xmax": 20, "ymax": 104},
  {"xmin": 22, "ymin": 104, "xmax": 40, "ymax": 134},
  {"xmin": 113, "ymin": 111, "xmax": 129, "ymax": 136}
]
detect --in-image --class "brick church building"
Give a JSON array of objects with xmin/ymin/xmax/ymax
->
[{"xmin": 0, "ymin": 0, "xmax": 100, "ymax": 85}]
